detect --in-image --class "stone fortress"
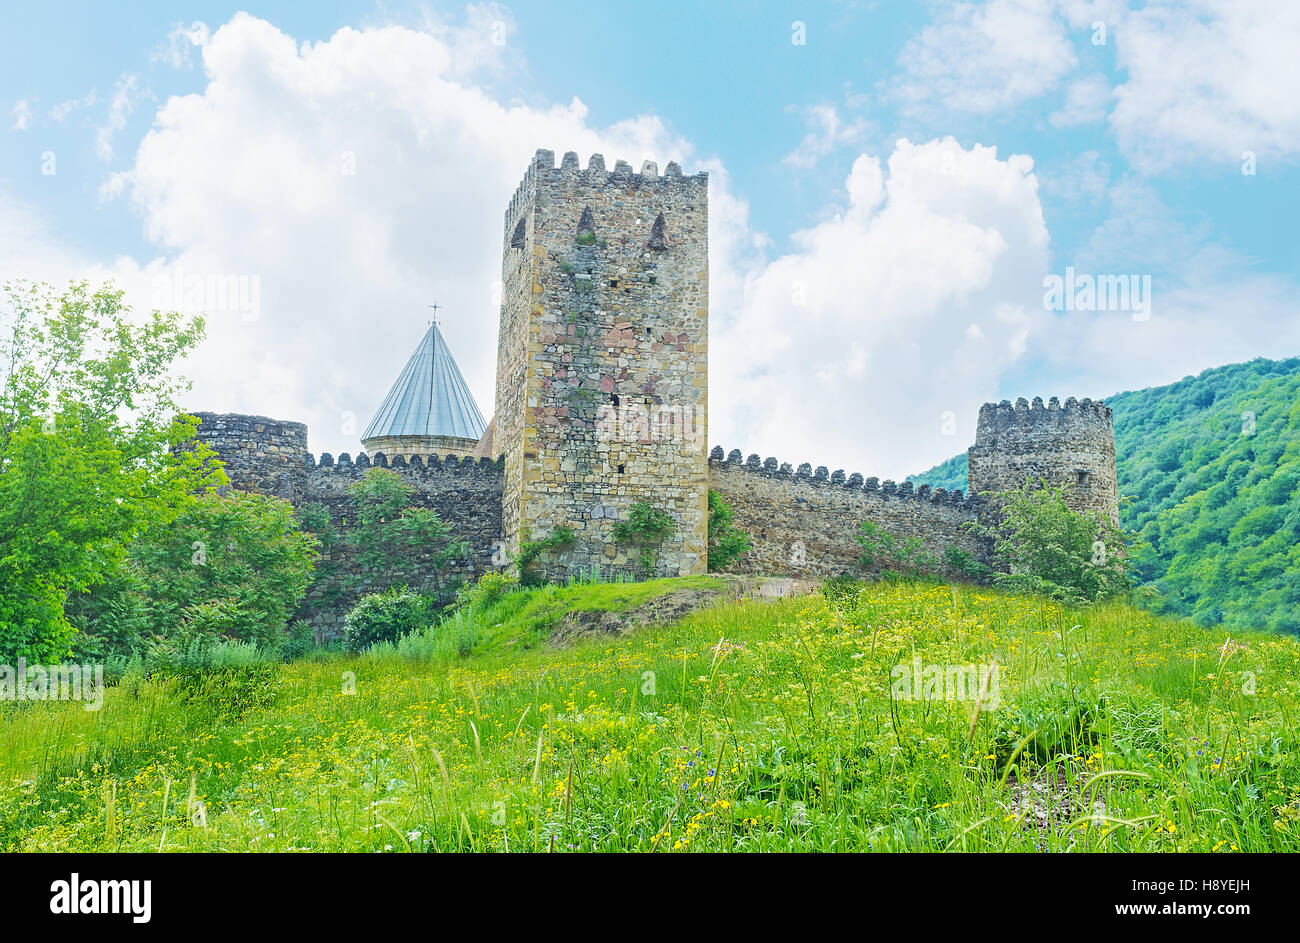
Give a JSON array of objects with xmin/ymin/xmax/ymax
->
[{"xmin": 192, "ymin": 149, "xmax": 1119, "ymax": 629}]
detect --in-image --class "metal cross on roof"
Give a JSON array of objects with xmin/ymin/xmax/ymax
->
[{"xmin": 427, "ymin": 300, "xmax": 441, "ymax": 326}]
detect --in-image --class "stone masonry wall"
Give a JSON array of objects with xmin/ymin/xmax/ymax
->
[
  {"xmin": 190, "ymin": 412, "xmax": 308, "ymax": 499},
  {"xmin": 495, "ymin": 149, "xmax": 709, "ymax": 580},
  {"xmin": 708, "ymin": 449, "xmax": 989, "ymax": 579},
  {"xmin": 293, "ymin": 452, "xmax": 503, "ymax": 635},
  {"xmin": 194, "ymin": 391, "xmax": 1118, "ymax": 627}
]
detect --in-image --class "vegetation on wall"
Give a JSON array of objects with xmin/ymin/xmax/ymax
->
[
  {"xmin": 516, "ymin": 525, "xmax": 576, "ymax": 586},
  {"xmin": 706, "ymin": 490, "xmax": 751, "ymax": 571},
  {"xmin": 298, "ymin": 468, "xmax": 467, "ymax": 604},
  {"xmin": 612, "ymin": 500, "xmax": 676, "ymax": 577},
  {"xmin": 855, "ymin": 520, "xmax": 937, "ymax": 579}
]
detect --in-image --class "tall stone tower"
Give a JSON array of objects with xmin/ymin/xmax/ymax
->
[
  {"xmin": 967, "ymin": 396, "xmax": 1119, "ymax": 523},
  {"xmin": 495, "ymin": 149, "xmax": 709, "ymax": 578}
]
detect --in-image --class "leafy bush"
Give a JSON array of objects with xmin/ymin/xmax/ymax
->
[
  {"xmin": 456, "ymin": 571, "xmax": 519, "ymax": 611},
  {"xmin": 279, "ymin": 620, "xmax": 319, "ymax": 660},
  {"xmin": 72, "ymin": 491, "xmax": 319, "ymax": 656},
  {"xmin": 944, "ymin": 545, "xmax": 991, "ymax": 582},
  {"xmin": 974, "ymin": 480, "xmax": 1132, "ymax": 604},
  {"xmin": 856, "ymin": 521, "xmax": 936, "ymax": 578},
  {"xmin": 706, "ymin": 490, "xmax": 751, "ymax": 571},
  {"xmin": 343, "ymin": 586, "xmax": 432, "ymax": 653}
]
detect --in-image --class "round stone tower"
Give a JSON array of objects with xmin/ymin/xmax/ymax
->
[
  {"xmin": 191, "ymin": 411, "xmax": 309, "ymax": 500},
  {"xmin": 967, "ymin": 396, "xmax": 1118, "ymax": 523}
]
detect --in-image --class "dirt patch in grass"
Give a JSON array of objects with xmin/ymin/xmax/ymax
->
[{"xmin": 1003, "ymin": 766, "xmax": 1107, "ymax": 850}]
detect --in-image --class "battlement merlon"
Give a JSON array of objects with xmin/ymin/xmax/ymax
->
[{"xmin": 505, "ymin": 149, "xmax": 708, "ymax": 239}]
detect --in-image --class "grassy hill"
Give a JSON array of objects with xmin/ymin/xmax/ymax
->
[
  {"xmin": 4, "ymin": 577, "xmax": 1298, "ymax": 852},
  {"xmin": 909, "ymin": 357, "xmax": 1300, "ymax": 634}
]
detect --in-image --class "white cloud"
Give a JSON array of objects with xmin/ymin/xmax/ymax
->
[
  {"xmin": 893, "ymin": 0, "xmax": 1078, "ymax": 116},
  {"xmin": 95, "ymin": 74, "xmax": 151, "ymax": 161},
  {"xmin": 782, "ymin": 103, "xmax": 872, "ymax": 169},
  {"xmin": 10, "ymin": 98, "xmax": 35, "ymax": 131},
  {"xmin": 1110, "ymin": 0, "xmax": 1300, "ymax": 169},
  {"xmin": 153, "ymin": 21, "xmax": 211, "ymax": 69},
  {"xmin": 49, "ymin": 90, "xmax": 99, "ymax": 123},
  {"xmin": 1050, "ymin": 73, "xmax": 1111, "ymax": 127},
  {"xmin": 711, "ymin": 137, "xmax": 1051, "ymax": 478}
]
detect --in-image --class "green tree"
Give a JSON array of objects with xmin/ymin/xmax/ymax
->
[
  {"xmin": 0, "ymin": 280, "xmax": 222, "ymax": 663},
  {"xmin": 71, "ymin": 492, "xmax": 319, "ymax": 656},
  {"xmin": 974, "ymin": 480, "xmax": 1132, "ymax": 604},
  {"xmin": 706, "ymin": 490, "xmax": 750, "ymax": 572},
  {"xmin": 346, "ymin": 468, "xmax": 466, "ymax": 599}
]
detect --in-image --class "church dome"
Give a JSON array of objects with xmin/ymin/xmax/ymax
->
[{"xmin": 361, "ymin": 321, "xmax": 487, "ymax": 460}]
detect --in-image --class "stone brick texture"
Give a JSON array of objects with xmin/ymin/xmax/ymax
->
[{"xmin": 708, "ymin": 451, "xmax": 988, "ymax": 579}]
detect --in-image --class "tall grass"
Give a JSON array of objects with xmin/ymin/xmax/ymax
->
[{"xmin": 2, "ymin": 578, "xmax": 1297, "ymax": 852}]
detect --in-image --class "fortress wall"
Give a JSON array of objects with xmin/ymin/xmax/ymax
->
[
  {"xmin": 193, "ymin": 387, "xmax": 1118, "ymax": 630},
  {"xmin": 707, "ymin": 450, "xmax": 989, "ymax": 579},
  {"xmin": 193, "ymin": 413, "xmax": 503, "ymax": 635},
  {"xmin": 294, "ymin": 452, "xmax": 504, "ymax": 632}
]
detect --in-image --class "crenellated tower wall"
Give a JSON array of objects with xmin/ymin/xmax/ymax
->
[
  {"xmin": 495, "ymin": 149, "xmax": 709, "ymax": 579},
  {"xmin": 967, "ymin": 396, "xmax": 1119, "ymax": 523}
]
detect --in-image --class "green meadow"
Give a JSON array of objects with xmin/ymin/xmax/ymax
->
[{"xmin": 3, "ymin": 578, "xmax": 1298, "ymax": 852}]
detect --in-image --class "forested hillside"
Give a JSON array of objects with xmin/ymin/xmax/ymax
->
[{"xmin": 909, "ymin": 357, "xmax": 1300, "ymax": 634}]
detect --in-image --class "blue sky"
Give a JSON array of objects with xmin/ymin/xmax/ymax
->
[{"xmin": 3, "ymin": 1, "xmax": 1298, "ymax": 476}]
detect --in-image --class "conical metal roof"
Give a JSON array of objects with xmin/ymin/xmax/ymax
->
[{"xmin": 362, "ymin": 323, "xmax": 487, "ymax": 442}]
